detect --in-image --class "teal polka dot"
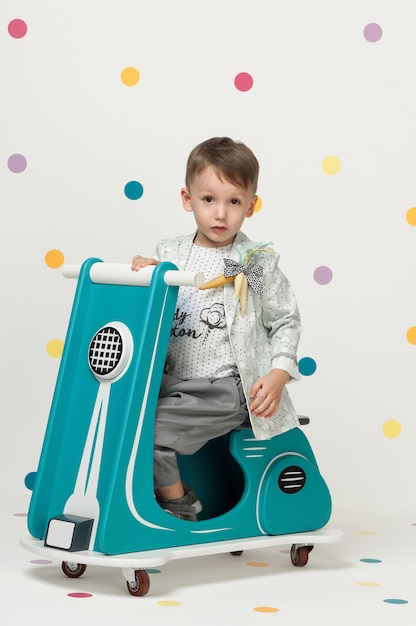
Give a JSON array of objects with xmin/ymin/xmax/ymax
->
[
  {"xmin": 384, "ymin": 598, "xmax": 408, "ymax": 604},
  {"xmin": 24, "ymin": 472, "xmax": 37, "ymax": 490},
  {"xmin": 298, "ymin": 357, "xmax": 317, "ymax": 376},
  {"xmin": 124, "ymin": 181, "xmax": 144, "ymax": 200},
  {"xmin": 360, "ymin": 558, "xmax": 382, "ymax": 563}
]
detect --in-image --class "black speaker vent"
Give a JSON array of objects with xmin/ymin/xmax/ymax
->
[{"xmin": 278, "ymin": 465, "xmax": 306, "ymax": 494}]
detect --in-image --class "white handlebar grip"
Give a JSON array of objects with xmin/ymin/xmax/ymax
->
[{"xmin": 62, "ymin": 263, "xmax": 204, "ymax": 288}]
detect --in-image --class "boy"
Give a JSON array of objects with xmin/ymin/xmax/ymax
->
[{"xmin": 131, "ymin": 137, "xmax": 301, "ymax": 520}]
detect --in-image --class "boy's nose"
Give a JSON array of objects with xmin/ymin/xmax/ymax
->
[{"xmin": 215, "ymin": 203, "xmax": 226, "ymax": 219}]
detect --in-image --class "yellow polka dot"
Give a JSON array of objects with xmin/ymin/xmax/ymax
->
[
  {"xmin": 121, "ymin": 66, "xmax": 140, "ymax": 86},
  {"xmin": 45, "ymin": 249, "xmax": 64, "ymax": 269},
  {"xmin": 322, "ymin": 155, "xmax": 341, "ymax": 175},
  {"xmin": 254, "ymin": 606, "xmax": 279, "ymax": 613},
  {"xmin": 357, "ymin": 582, "xmax": 381, "ymax": 587},
  {"xmin": 46, "ymin": 339, "xmax": 64, "ymax": 358},
  {"xmin": 382, "ymin": 420, "xmax": 402, "ymax": 439},
  {"xmin": 253, "ymin": 197, "xmax": 262, "ymax": 213},
  {"xmin": 406, "ymin": 207, "xmax": 416, "ymax": 226},
  {"xmin": 246, "ymin": 562, "xmax": 269, "ymax": 567},
  {"xmin": 356, "ymin": 530, "xmax": 376, "ymax": 535},
  {"xmin": 406, "ymin": 326, "xmax": 416, "ymax": 345},
  {"xmin": 156, "ymin": 601, "xmax": 182, "ymax": 607}
]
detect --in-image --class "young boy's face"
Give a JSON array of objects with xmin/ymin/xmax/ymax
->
[{"xmin": 181, "ymin": 165, "xmax": 257, "ymax": 248}]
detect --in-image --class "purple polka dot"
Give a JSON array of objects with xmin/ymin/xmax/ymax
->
[
  {"xmin": 13, "ymin": 512, "xmax": 27, "ymax": 517},
  {"xmin": 30, "ymin": 559, "xmax": 53, "ymax": 565},
  {"xmin": 363, "ymin": 23, "xmax": 383, "ymax": 42},
  {"xmin": 8, "ymin": 19, "xmax": 28, "ymax": 39},
  {"xmin": 68, "ymin": 592, "xmax": 93, "ymax": 598},
  {"xmin": 314, "ymin": 266, "xmax": 333, "ymax": 285},
  {"xmin": 234, "ymin": 72, "xmax": 254, "ymax": 92},
  {"xmin": 8, "ymin": 153, "xmax": 27, "ymax": 173}
]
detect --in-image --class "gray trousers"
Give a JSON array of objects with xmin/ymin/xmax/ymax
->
[{"xmin": 154, "ymin": 374, "xmax": 249, "ymax": 488}]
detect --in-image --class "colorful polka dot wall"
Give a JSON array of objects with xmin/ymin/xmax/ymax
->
[{"xmin": 3, "ymin": 0, "xmax": 416, "ymax": 565}]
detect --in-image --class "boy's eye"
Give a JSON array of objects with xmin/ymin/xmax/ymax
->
[
  {"xmin": 204, "ymin": 196, "xmax": 214, "ymax": 203},
  {"xmin": 230, "ymin": 198, "xmax": 241, "ymax": 205}
]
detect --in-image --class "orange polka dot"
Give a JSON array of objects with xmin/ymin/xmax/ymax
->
[
  {"xmin": 45, "ymin": 249, "xmax": 64, "ymax": 269},
  {"xmin": 406, "ymin": 207, "xmax": 416, "ymax": 226},
  {"xmin": 406, "ymin": 326, "xmax": 416, "ymax": 345},
  {"xmin": 121, "ymin": 67, "xmax": 140, "ymax": 86},
  {"xmin": 254, "ymin": 197, "xmax": 262, "ymax": 213},
  {"xmin": 254, "ymin": 606, "xmax": 279, "ymax": 613}
]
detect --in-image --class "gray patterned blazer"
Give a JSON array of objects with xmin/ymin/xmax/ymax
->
[{"xmin": 155, "ymin": 231, "xmax": 302, "ymax": 439}]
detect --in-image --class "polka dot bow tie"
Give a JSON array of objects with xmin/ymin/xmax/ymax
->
[{"xmin": 223, "ymin": 258, "xmax": 263, "ymax": 294}]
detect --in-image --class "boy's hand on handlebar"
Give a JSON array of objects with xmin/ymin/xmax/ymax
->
[{"xmin": 131, "ymin": 256, "xmax": 159, "ymax": 271}]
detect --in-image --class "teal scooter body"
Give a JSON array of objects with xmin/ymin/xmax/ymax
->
[{"xmin": 27, "ymin": 260, "xmax": 331, "ymax": 556}]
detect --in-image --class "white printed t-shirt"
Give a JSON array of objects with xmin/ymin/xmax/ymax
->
[{"xmin": 165, "ymin": 244, "xmax": 238, "ymax": 380}]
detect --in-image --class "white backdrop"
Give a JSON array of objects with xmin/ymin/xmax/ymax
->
[{"xmin": 2, "ymin": 0, "xmax": 415, "ymax": 517}]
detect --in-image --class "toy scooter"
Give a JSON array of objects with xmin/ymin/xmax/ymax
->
[{"xmin": 20, "ymin": 260, "xmax": 343, "ymax": 596}]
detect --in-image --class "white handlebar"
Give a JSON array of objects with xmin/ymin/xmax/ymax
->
[{"xmin": 62, "ymin": 263, "xmax": 204, "ymax": 288}]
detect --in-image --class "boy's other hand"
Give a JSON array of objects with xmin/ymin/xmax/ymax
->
[
  {"xmin": 249, "ymin": 369, "xmax": 290, "ymax": 418},
  {"xmin": 131, "ymin": 255, "xmax": 159, "ymax": 271}
]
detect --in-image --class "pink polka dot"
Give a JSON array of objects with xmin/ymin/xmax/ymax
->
[
  {"xmin": 68, "ymin": 592, "xmax": 93, "ymax": 598},
  {"xmin": 363, "ymin": 23, "xmax": 383, "ymax": 42},
  {"xmin": 8, "ymin": 19, "xmax": 28, "ymax": 39},
  {"xmin": 234, "ymin": 72, "xmax": 254, "ymax": 92},
  {"xmin": 313, "ymin": 266, "xmax": 333, "ymax": 285},
  {"xmin": 8, "ymin": 153, "xmax": 27, "ymax": 173}
]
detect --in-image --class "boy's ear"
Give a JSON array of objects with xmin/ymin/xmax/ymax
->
[
  {"xmin": 181, "ymin": 187, "xmax": 193, "ymax": 213},
  {"xmin": 246, "ymin": 195, "xmax": 258, "ymax": 218}
]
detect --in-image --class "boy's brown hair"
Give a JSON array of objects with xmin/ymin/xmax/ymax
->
[{"xmin": 185, "ymin": 137, "xmax": 259, "ymax": 193}]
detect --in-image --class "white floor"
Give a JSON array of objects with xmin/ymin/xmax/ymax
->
[{"xmin": 3, "ymin": 495, "xmax": 415, "ymax": 625}]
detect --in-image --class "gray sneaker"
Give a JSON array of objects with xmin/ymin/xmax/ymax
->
[{"xmin": 156, "ymin": 484, "xmax": 202, "ymax": 521}]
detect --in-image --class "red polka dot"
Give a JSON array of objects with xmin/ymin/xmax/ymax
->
[
  {"xmin": 234, "ymin": 72, "xmax": 254, "ymax": 92},
  {"xmin": 68, "ymin": 592, "xmax": 93, "ymax": 598},
  {"xmin": 8, "ymin": 19, "xmax": 28, "ymax": 38}
]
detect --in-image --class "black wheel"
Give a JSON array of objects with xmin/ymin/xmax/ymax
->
[
  {"xmin": 290, "ymin": 544, "xmax": 313, "ymax": 567},
  {"xmin": 126, "ymin": 569, "xmax": 150, "ymax": 597},
  {"xmin": 61, "ymin": 561, "xmax": 87, "ymax": 578},
  {"xmin": 230, "ymin": 550, "xmax": 243, "ymax": 556}
]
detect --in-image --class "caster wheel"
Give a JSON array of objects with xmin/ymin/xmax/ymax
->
[
  {"xmin": 230, "ymin": 550, "xmax": 243, "ymax": 556},
  {"xmin": 61, "ymin": 561, "xmax": 87, "ymax": 578},
  {"xmin": 126, "ymin": 569, "xmax": 150, "ymax": 597},
  {"xmin": 290, "ymin": 544, "xmax": 313, "ymax": 567}
]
